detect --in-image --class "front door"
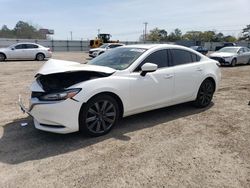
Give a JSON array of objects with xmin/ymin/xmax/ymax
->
[{"xmin": 127, "ymin": 49, "xmax": 174, "ymax": 114}]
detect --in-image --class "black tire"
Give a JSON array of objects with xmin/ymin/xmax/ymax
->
[
  {"xmin": 36, "ymin": 53, "xmax": 45, "ymax": 61},
  {"xmin": 79, "ymin": 94, "xmax": 120, "ymax": 136},
  {"xmin": 247, "ymin": 58, "xmax": 250, "ymax": 65},
  {"xmin": 231, "ymin": 58, "xmax": 237, "ymax": 67},
  {"xmin": 0, "ymin": 53, "xmax": 6, "ymax": 61},
  {"xmin": 193, "ymin": 79, "xmax": 215, "ymax": 108}
]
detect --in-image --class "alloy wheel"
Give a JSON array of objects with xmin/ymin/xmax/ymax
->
[
  {"xmin": 85, "ymin": 100, "xmax": 117, "ymax": 134},
  {"xmin": 197, "ymin": 80, "xmax": 214, "ymax": 107}
]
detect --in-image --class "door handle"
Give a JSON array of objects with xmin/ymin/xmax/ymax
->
[
  {"xmin": 164, "ymin": 74, "xmax": 174, "ymax": 79},
  {"xmin": 196, "ymin": 67, "xmax": 203, "ymax": 71}
]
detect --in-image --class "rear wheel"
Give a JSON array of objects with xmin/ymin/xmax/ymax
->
[
  {"xmin": 194, "ymin": 79, "xmax": 215, "ymax": 108},
  {"xmin": 231, "ymin": 58, "xmax": 237, "ymax": 67},
  {"xmin": 79, "ymin": 94, "xmax": 119, "ymax": 136},
  {"xmin": 36, "ymin": 53, "xmax": 45, "ymax": 61},
  {"xmin": 0, "ymin": 53, "xmax": 6, "ymax": 61}
]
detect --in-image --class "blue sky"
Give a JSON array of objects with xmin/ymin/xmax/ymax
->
[{"xmin": 0, "ymin": 0, "xmax": 249, "ymax": 41}]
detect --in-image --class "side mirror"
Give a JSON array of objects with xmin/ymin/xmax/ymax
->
[
  {"xmin": 140, "ymin": 63, "xmax": 158, "ymax": 76},
  {"xmin": 11, "ymin": 47, "xmax": 15, "ymax": 50}
]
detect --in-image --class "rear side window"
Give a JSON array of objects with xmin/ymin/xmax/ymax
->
[
  {"xmin": 26, "ymin": 44, "xmax": 38, "ymax": 49},
  {"xmin": 171, "ymin": 49, "xmax": 200, "ymax": 66},
  {"xmin": 191, "ymin": 53, "xmax": 201, "ymax": 62},
  {"xmin": 135, "ymin": 49, "xmax": 168, "ymax": 71}
]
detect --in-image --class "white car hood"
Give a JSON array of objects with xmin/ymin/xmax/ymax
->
[
  {"xmin": 0, "ymin": 47, "xmax": 9, "ymax": 52},
  {"xmin": 36, "ymin": 59, "xmax": 116, "ymax": 76},
  {"xmin": 210, "ymin": 52, "xmax": 235, "ymax": 57}
]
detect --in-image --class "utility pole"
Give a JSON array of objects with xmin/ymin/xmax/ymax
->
[
  {"xmin": 98, "ymin": 29, "xmax": 100, "ymax": 35},
  {"xmin": 70, "ymin": 31, "xmax": 73, "ymax": 40},
  {"xmin": 143, "ymin": 22, "xmax": 148, "ymax": 42}
]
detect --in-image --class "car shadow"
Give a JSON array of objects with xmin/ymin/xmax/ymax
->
[
  {"xmin": 0, "ymin": 102, "xmax": 213, "ymax": 164},
  {"xmin": 1, "ymin": 59, "xmax": 49, "ymax": 62}
]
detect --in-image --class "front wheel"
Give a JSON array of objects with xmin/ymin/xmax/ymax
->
[
  {"xmin": 247, "ymin": 58, "xmax": 250, "ymax": 65},
  {"xmin": 79, "ymin": 94, "xmax": 120, "ymax": 136},
  {"xmin": 231, "ymin": 58, "xmax": 237, "ymax": 67},
  {"xmin": 193, "ymin": 79, "xmax": 215, "ymax": 108},
  {"xmin": 0, "ymin": 53, "xmax": 6, "ymax": 61}
]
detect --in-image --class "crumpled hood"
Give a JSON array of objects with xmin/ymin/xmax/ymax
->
[
  {"xmin": 36, "ymin": 59, "xmax": 116, "ymax": 76},
  {"xmin": 210, "ymin": 52, "xmax": 235, "ymax": 57},
  {"xmin": 0, "ymin": 47, "xmax": 8, "ymax": 52}
]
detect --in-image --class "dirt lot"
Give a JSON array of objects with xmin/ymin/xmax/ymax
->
[{"xmin": 0, "ymin": 52, "xmax": 249, "ymax": 188}]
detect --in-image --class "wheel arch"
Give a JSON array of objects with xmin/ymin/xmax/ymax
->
[
  {"xmin": 0, "ymin": 52, "xmax": 7, "ymax": 60},
  {"xmin": 79, "ymin": 91, "xmax": 124, "ymax": 119},
  {"xmin": 204, "ymin": 77, "xmax": 216, "ymax": 92},
  {"xmin": 36, "ymin": 52, "xmax": 45, "ymax": 58}
]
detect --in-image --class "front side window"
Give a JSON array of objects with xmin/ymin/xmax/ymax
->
[
  {"xmin": 15, "ymin": 44, "xmax": 26, "ymax": 49},
  {"xmin": 88, "ymin": 47, "xmax": 147, "ymax": 70},
  {"xmin": 135, "ymin": 50, "xmax": 168, "ymax": 71}
]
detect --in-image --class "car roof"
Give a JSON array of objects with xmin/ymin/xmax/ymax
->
[
  {"xmin": 122, "ymin": 44, "xmax": 191, "ymax": 50},
  {"xmin": 14, "ymin": 42, "xmax": 40, "ymax": 45},
  {"xmin": 106, "ymin": 43, "xmax": 124, "ymax": 45}
]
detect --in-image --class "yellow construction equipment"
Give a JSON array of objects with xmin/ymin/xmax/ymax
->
[{"xmin": 89, "ymin": 34, "xmax": 119, "ymax": 48}]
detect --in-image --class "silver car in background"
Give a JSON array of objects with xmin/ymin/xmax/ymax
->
[
  {"xmin": 209, "ymin": 47, "xmax": 250, "ymax": 66},
  {"xmin": 89, "ymin": 43, "xmax": 124, "ymax": 58},
  {"xmin": 0, "ymin": 43, "xmax": 52, "ymax": 61}
]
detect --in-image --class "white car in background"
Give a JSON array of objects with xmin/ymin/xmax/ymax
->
[
  {"xmin": 209, "ymin": 46, "xmax": 250, "ymax": 66},
  {"xmin": 89, "ymin": 43, "xmax": 124, "ymax": 58},
  {"xmin": 0, "ymin": 43, "xmax": 52, "ymax": 61},
  {"xmin": 19, "ymin": 44, "xmax": 221, "ymax": 136}
]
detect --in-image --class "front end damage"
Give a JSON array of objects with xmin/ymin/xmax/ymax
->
[{"xmin": 19, "ymin": 59, "xmax": 115, "ymax": 134}]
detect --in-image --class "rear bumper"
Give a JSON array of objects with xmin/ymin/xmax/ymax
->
[
  {"xmin": 46, "ymin": 52, "xmax": 52, "ymax": 58},
  {"xmin": 18, "ymin": 96, "xmax": 82, "ymax": 134}
]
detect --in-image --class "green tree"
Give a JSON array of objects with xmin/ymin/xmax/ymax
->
[
  {"xmin": 182, "ymin": 31, "xmax": 202, "ymax": 41},
  {"xmin": 147, "ymin": 28, "xmax": 168, "ymax": 41},
  {"xmin": 0, "ymin": 21, "xmax": 45, "ymax": 39},
  {"xmin": 223, "ymin": 35, "xmax": 237, "ymax": 42},
  {"xmin": 168, "ymin": 28, "xmax": 182, "ymax": 42},
  {"xmin": 0, "ymin": 25, "xmax": 13, "ymax": 38}
]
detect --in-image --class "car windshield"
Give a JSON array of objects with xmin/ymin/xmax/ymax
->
[
  {"xmin": 87, "ymin": 47, "xmax": 147, "ymax": 70},
  {"xmin": 99, "ymin": 44, "xmax": 109, "ymax": 48},
  {"xmin": 218, "ymin": 47, "xmax": 239, "ymax": 53}
]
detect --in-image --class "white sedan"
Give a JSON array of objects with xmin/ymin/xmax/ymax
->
[
  {"xmin": 19, "ymin": 44, "xmax": 221, "ymax": 136},
  {"xmin": 0, "ymin": 43, "xmax": 52, "ymax": 61},
  {"xmin": 89, "ymin": 43, "xmax": 124, "ymax": 58},
  {"xmin": 209, "ymin": 46, "xmax": 250, "ymax": 66}
]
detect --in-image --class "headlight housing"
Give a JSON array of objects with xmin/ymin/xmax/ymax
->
[{"xmin": 39, "ymin": 88, "xmax": 81, "ymax": 101}]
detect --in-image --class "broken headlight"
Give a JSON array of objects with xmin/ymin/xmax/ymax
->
[{"xmin": 40, "ymin": 88, "xmax": 81, "ymax": 101}]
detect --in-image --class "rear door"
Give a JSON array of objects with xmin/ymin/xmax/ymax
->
[
  {"xmin": 25, "ymin": 44, "xmax": 39, "ymax": 59},
  {"xmin": 170, "ymin": 49, "xmax": 204, "ymax": 102}
]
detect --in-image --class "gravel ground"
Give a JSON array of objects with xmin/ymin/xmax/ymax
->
[{"xmin": 0, "ymin": 52, "xmax": 249, "ymax": 188}]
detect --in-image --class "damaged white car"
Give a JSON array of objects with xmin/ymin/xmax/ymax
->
[{"xmin": 19, "ymin": 44, "xmax": 221, "ymax": 136}]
